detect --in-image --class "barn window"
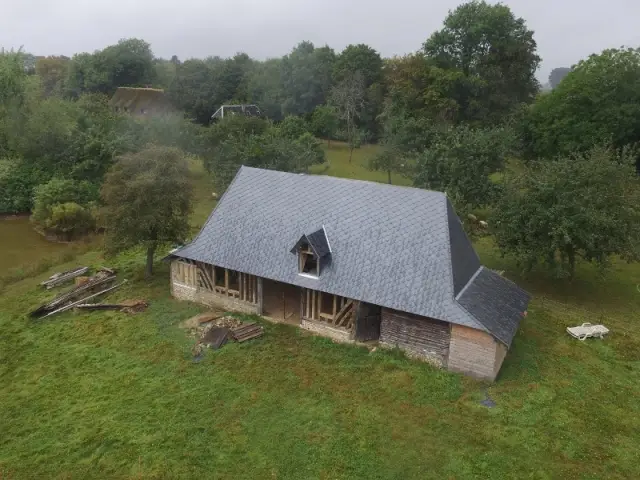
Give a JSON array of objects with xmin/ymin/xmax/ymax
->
[
  {"xmin": 299, "ymin": 244, "xmax": 319, "ymax": 277},
  {"xmin": 291, "ymin": 227, "xmax": 331, "ymax": 279}
]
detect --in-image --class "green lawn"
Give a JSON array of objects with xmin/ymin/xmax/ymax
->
[{"xmin": 1, "ymin": 148, "xmax": 639, "ymax": 479}]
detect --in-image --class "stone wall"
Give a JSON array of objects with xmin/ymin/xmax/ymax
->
[
  {"xmin": 493, "ymin": 342, "xmax": 508, "ymax": 379},
  {"xmin": 447, "ymin": 324, "xmax": 499, "ymax": 380},
  {"xmin": 379, "ymin": 309, "xmax": 451, "ymax": 367},
  {"xmin": 301, "ymin": 318, "xmax": 353, "ymax": 343}
]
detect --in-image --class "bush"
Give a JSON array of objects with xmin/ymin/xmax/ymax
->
[
  {"xmin": 277, "ymin": 115, "xmax": 309, "ymax": 139},
  {"xmin": 45, "ymin": 202, "xmax": 95, "ymax": 239},
  {"xmin": 0, "ymin": 159, "xmax": 48, "ymax": 213},
  {"xmin": 30, "ymin": 178, "xmax": 98, "ymax": 238}
]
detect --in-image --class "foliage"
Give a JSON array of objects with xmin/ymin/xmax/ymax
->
[
  {"xmin": 205, "ymin": 126, "xmax": 325, "ymax": 192},
  {"xmin": 168, "ymin": 54, "xmax": 254, "ymax": 124},
  {"xmin": 43, "ymin": 202, "xmax": 95, "ymax": 239},
  {"xmin": 334, "ymin": 44, "xmax": 384, "ymax": 138},
  {"xmin": 101, "ymin": 145, "xmax": 193, "ymax": 276},
  {"xmin": 310, "ymin": 105, "xmax": 339, "ymax": 145},
  {"xmin": 277, "ymin": 115, "xmax": 309, "ymax": 139},
  {"xmin": 281, "ymin": 42, "xmax": 336, "ymax": 117},
  {"xmin": 0, "ymin": 159, "xmax": 48, "ymax": 213},
  {"xmin": 30, "ymin": 177, "xmax": 97, "ymax": 226},
  {"xmin": 369, "ymin": 146, "xmax": 409, "ymax": 184},
  {"xmin": 548, "ymin": 67, "xmax": 571, "ymax": 89},
  {"xmin": 414, "ymin": 125, "xmax": 513, "ymax": 209},
  {"xmin": 521, "ymin": 48, "xmax": 640, "ymax": 167},
  {"xmin": 35, "ymin": 56, "xmax": 71, "ymax": 97},
  {"xmin": 65, "ymin": 38, "xmax": 156, "ymax": 98},
  {"xmin": 493, "ymin": 146, "xmax": 640, "ymax": 278},
  {"xmin": 330, "ymin": 72, "xmax": 367, "ymax": 162},
  {"xmin": 424, "ymin": 0, "xmax": 540, "ymax": 124}
]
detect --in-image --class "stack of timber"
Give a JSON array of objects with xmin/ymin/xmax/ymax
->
[
  {"xmin": 30, "ymin": 268, "xmax": 123, "ymax": 318},
  {"xmin": 231, "ymin": 322, "xmax": 264, "ymax": 342},
  {"xmin": 40, "ymin": 267, "xmax": 90, "ymax": 289}
]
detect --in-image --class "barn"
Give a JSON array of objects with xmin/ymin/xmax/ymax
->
[{"xmin": 168, "ymin": 166, "xmax": 530, "ymax": 380}]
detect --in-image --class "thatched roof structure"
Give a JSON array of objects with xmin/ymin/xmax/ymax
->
[{"xmin": 109, "ymin": 87, "xmax": 173, "ymax": 115}]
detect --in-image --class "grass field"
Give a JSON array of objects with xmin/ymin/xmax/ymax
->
[{"xmin": 1, "ymin": 144, "xmax": 639, "ymax": 479}]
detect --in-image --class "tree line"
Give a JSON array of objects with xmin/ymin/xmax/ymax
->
[{"xmin": 1, "ymin": 0, "xmax": 639, "ymax": 279}]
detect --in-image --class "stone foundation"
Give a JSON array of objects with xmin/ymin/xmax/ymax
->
[
  {"xmin": 171, "ymin": 281, "xmax": 258, "ymax": 315},
  {"xmin": 301, "ymin": 318, "xmax": 353, "ymax": 343}
]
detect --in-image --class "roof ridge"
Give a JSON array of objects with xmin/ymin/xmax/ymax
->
[{"xmin": 240, "ymin": 166, "xmax": 447, "ymax": 197}]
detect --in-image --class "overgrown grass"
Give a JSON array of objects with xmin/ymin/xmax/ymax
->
[{"xmin": 1, "ymin": 147, "xmax": 639, "ymax": 479}]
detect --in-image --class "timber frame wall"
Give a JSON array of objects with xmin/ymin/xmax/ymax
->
[
  {"xmin": 171, "ymin": 259, "xmax": 510, "ymax": 381},
  {"xmin": 300, "ymin": 288, "xmax": 357, "ymax": 342},
  {"xmin": 170, "ymin": 259, "xmax": 260, "ymax": 314}
]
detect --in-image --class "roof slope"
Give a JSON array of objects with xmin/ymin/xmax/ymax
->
[
  {"xmin": 457, "ymin": 267, "xmax": 531, "ymax": 346},
  {"xmin": 174, "ymin": 167, "xmax": 529, "ymax": 343},
  {"xmin": 109, "ymin": 87, "xmax": 172, "ymax": 113}
]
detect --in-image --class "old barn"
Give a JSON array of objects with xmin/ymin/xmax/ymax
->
[{"xmin": 168, "ymin": 167, "xmax": 530, "ymax": 380}]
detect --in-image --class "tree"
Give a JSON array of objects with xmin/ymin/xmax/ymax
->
[
  {"xmin": 492, "ymin": 146, "xmax": 640, "ymax": 279},
  {"xmin": 64, "ymin": 39, "xmax": 156, "ymax": 97},
  {"xmin": 35, "ymin": 56, "xmax": 70, "ymax": 97},
  {"xmin": 413, "ymin": 125, "xmax": 513, "ymax": 209},
  {"xmin": 424, "ymin": 0, "xmax": 540, "ymax": 124},
  {"xmin": 330, "ymin": 72, "xmax": 366, "ymax": 162},
  {"xmin": 311, "ymin": 105, "xmax": 338, "ymax": 147},
  {"xmin": 548, "ymin": 67, "xmax": 571, "ymax": 89},
  {"xmin": 202, "ymin": 118, "xmax": 325, "ymax": 191},
  {"xmin": 521, "ymin": 48, "xmax": 640, "ymax": 171},
  {"xmin": 369, "ymin": 147, "xmax": 407, "ymax": 184},
  {"xmin": 281, "ymin": 42, "xmax": 336, "ymax": 117},
  {"xmin": 277, "ymin": 115, "xmax": 309, "ymax": 139},
  {"xmin": 101, "ymin": 146, "xmax": 193, "ymax": 276},
  {"xmin": 334, "ymin": 44, "xmax": 384, "ymax": 138}
]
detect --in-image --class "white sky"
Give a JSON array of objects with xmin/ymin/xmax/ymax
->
[{"xmin": 2, "ymin": 0, "xmax": 640, "ymax": 81}]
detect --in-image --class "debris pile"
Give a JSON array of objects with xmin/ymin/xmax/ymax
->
[
  {"xmin": 30, "ymin": 267, "xmax": 127, "ymax": 319},
  {"xmin": 183, "ymin": 312, "xmax": 264, "ymax": 357}
]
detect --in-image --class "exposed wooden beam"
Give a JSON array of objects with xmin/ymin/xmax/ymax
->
[
  {"xmin": 225, "ymin": 269, "xmax": 229, "ymax": 295},
  {"xmin": 333, "ymin": 295, "xmax": 337, "ymax": 318}
]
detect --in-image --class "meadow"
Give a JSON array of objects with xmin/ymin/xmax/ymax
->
[{"xmin": 1, "ymin": 144, "xmax": 639, "ymax": 479}]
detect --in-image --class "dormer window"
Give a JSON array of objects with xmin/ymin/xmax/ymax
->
[
  {"xmin": 291, "ymin": 226, "xmax": 331, "ymax": 278},
  {"xmin": 299, "ymin": 244, "xmax": 319, "ymax": 276}
]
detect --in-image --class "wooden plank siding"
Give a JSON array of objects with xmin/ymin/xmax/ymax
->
[{"xmin": 380, "ymin": 308, "xmax": 451, "ymax": 366}]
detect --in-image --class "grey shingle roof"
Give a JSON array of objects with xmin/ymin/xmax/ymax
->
[
  {"xmin": 174, "ymin": 166, "xmax": 530, "ymax": 344},
  {"xmin": 457, "ymin": 267, "xmax": 531, "ymax": 347},
  {"xmin": 293, "ymin": 228, "xmax": 331, "ymax": 258}
]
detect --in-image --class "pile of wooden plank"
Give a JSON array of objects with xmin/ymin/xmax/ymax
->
[
  {"xmin": 40, "ymin": 267, "xmax": 90, "ymax": 289},
  {"xmin": 30, "ymin": 268, "xmax": 124, "ymax": 319},
  {"xmin": 231, "ymin": 322, "xmax": 264, "ymax": 342}
]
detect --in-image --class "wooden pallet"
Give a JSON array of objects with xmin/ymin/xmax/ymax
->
[{"xmin": 231, "ymin": 322, "xmax": 264, "ymax": 342}]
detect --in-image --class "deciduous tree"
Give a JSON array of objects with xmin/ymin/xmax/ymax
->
[
  {"xmin": 424, "ymin": 0, "xmax": 540, "ymax": 124},
  {"xmin": 330, "ymin": 72, "xmax": 366, "ymax": 162},
  {"xmin": 492, "ymin": 146, "xmax": 640, "ymax": 278},
  {"xmin": 101, "ymin": 145, "xmax": 193, "ymax": 277},
  {"xmin": 521, "ymin": 48, "xmax": 640, "ymax": 171}
]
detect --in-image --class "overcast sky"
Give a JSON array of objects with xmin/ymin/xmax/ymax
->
[{"xmin": 2, "ymin": 0, "xmax": 640, "ymax": 81}]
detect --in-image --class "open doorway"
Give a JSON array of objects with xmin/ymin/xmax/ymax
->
[{"xmin": 262, "ymin": 279, "xmax": 301, "ymax": 325}]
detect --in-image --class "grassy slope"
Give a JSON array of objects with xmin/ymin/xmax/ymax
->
[{"xmin": 1, "ymin": 144, "xmax": 640, "ymax": 479}]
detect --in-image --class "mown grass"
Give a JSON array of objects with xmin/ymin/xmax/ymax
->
[{"xmin": 1, "ymin": 147, "xmax": 640, "ymax": 479}]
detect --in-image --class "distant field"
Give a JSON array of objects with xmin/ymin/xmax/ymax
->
[{"xmin": 1, "ymin": 146, "xmax": 639, "ymax": 479}]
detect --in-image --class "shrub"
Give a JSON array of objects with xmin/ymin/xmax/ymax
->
[{"xmin": 45, "ymin": 202, "xmax": 95, "ymax": 239}]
